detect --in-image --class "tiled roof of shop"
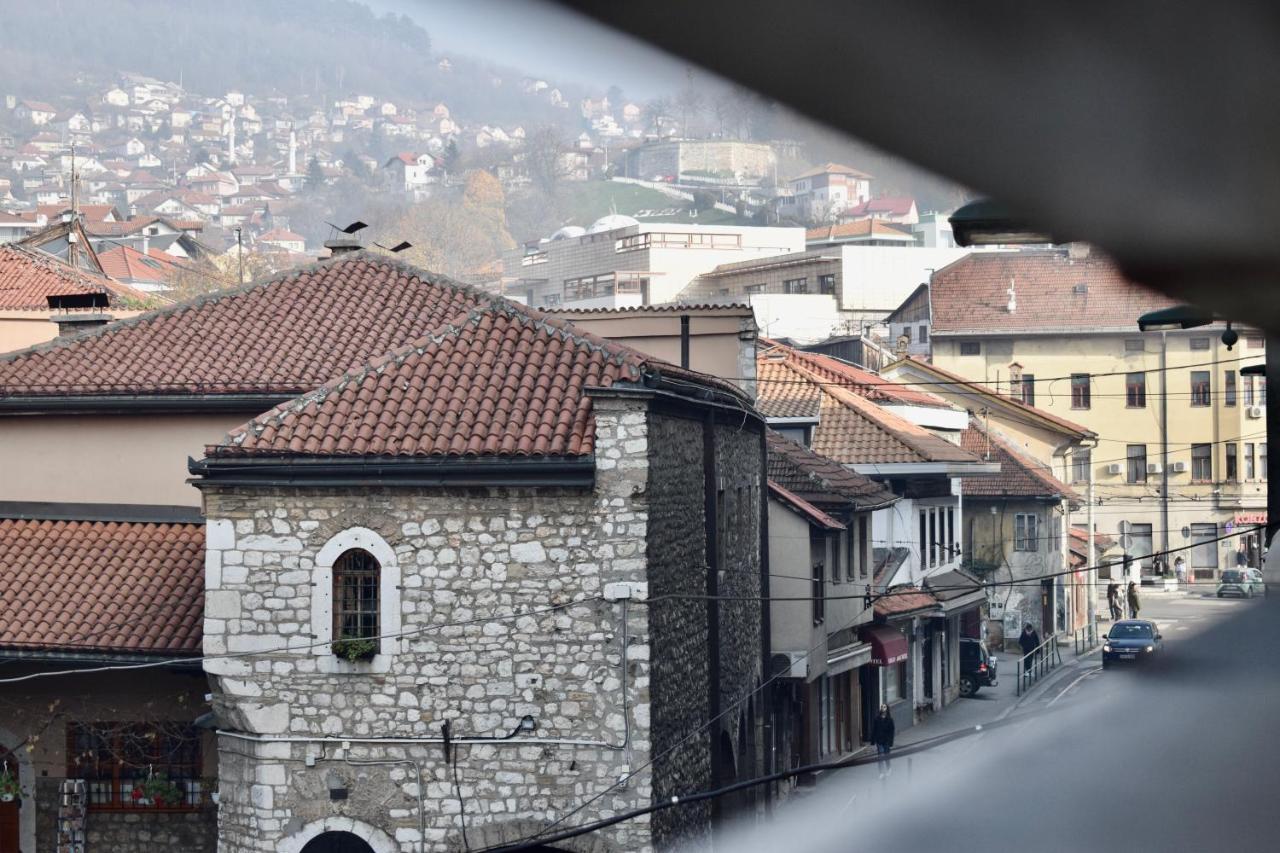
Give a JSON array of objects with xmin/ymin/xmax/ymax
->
[
  {"xmin": 960, "ymin": 421, "xmax": 1080, "ymax": 503},
  {"xmin": 0, "ymin": 253, "xmax": 490, "ymax": 395},
  {"xmin": 929, "ymin": 249, "xmax": 1177, "ymax": 334},
  {"xmin": 0, "ymin": 244, "xmax": 147, "ymax": 310},
  {"xmin": 209, "ymin": 303, "xmax": 664, "ymax": 458},
  {"xmin": 768, "ymin": 481, "xmax": 845, "ymax": 529},
  {"xmin": 0, "ymin": 518, "xmax": 203, "ymax": 654},
  {"xmin": 759, "ymin": 350, "xmax": 977, "ymax": 466},
  {"xmin": 874, "ymin": 586, "xmax": 938, "ymax": 616},
  {"xmin": 805, "ymin": 220, "xmax": 915, "ymax": 243},
  {"xmin": 759, "ymin": 342, "xmax": 952, "ymax": 408},
  {"xmin": 766, "ymin": 430, "xmax": 898, "ymax": 509}
]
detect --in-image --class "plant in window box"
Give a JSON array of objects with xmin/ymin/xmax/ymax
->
[
  {"xmin": 134, "ymin": 773, "xmax": 182, "ymax": 807},
  {"xmin": 0, "ymin": 763, "xmax": 20, "ymax": 802},
  {"xmin": 331, "ymin": 637, "xmax": 378, "ymax": 662}
]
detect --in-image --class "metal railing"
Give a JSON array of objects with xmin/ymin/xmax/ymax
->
[
  {"xmin": 1073, "ymin": 621, "xmax": 1100, "ymax": 656},
  {"xmin": 1015, "ymin": 632, "xmax": 1063, "ymax": 696}
]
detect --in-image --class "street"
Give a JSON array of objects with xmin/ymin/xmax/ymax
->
[{"xmin": 712, "ymin": 584, "xmax": 1280, "ymax": 853}]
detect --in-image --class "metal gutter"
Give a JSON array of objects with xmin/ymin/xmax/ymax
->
[
  {"xmin": 0, "ymin": 393, "xmax": 294, "ymax": 415},
  {"xmin": 0, "ymin": 501, "xmax": 203, "ymax": 523},
  {"xmin": 189, "ymin": 455, "xmax": 597, "ymax": 488},
  {"xmin": 0, "ymin": 648, "xmax": 202, "ymax": 666}
]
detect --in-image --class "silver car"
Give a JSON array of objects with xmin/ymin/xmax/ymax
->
[
  {"xmin": 1216, "ymin": 568, "xmax": 1254, "ymax": 598},
  {"xmin": 1246, "ymin": 568, "xmax": 1268, "ymax": 597}
]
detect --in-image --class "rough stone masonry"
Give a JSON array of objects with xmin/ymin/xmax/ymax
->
[{"xmin": 200, "ymin": 395, "xmax": 766, "ymax": 852}]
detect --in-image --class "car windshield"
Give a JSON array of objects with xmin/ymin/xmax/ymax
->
[
  {"xmin": 1110, "ymin": 624, "xmax": 1154, "ymax": 639},
  {"xmin": 1222, "ymin": 570, "xmax": 1246, "ymax": 583}
]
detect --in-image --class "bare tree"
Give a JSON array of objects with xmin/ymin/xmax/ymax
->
[
  {"xmin": 522, "ymin": 124, "xmax": 568, "ymax": 198},
  {"xmin": 677, "ymin": 77, "xmax": 705, "ymax": 138}
]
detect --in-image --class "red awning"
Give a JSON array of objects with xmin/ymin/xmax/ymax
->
[{"xmin": 858, "ymin": 624, "xmax": 908, "ymax": 667}]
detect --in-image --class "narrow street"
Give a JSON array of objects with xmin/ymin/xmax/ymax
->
[{"xmin": 716, "ymin": 583, "xmax": 1279, "ymax": 853}]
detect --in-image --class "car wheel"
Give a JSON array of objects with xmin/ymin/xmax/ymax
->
[
  {"xmin": 958, "ymin": 675, "xmax": 977, "ymax": 698},
  {"xmin": 1217, "ymin": 593, "xmax": 1223, "ymax": 598}
]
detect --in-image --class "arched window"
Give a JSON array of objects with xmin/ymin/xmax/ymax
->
[{"xmin": 332, "ymin": 549, "xmax": 380, "ymax": 642}]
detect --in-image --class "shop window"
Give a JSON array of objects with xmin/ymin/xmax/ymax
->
[{"xmin": 66, "ymin": 723, "xmax": 203, "ymax": 811}]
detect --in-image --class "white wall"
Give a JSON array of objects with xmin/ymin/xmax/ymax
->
[
  {"xmin": 750, "ymin": 293, "xmax": 841, "ymax": 344},
  {"xmin": 837, "ymin": 245, "xmax": 974, "ymax": 314}
]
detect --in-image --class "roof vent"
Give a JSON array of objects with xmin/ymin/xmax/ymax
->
[
  {"xmin": 1073, "ymin": 282, "xmax": 1088, "ymax": 295},
  {"xmin": 1006, "ymin": 277, "xmax": 1016, "ymax": 313}
]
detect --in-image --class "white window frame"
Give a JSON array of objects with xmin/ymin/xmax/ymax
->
[
  {"xmin": 1015, "ymin": 513, "xmax": 1039, "ymax": 552},
  {"xmin": 312, "ymin": 527, "xmax": 401, "ymax": 672}
]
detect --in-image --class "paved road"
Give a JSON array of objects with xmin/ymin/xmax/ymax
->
[{"xmin": 713, "ymin": 586, "xmax": 1279, "ymax": 853}]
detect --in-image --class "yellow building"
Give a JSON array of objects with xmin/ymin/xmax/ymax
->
[{"xmin": 927, "ymin": 247, "xmax": 1265, "ymax": 582}]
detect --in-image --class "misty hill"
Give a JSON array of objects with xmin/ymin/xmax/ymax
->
[{"xmin": 0, "ymin": 0, "xmax": 582, "ymax": 125}]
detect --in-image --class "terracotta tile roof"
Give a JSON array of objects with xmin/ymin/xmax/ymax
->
[
  {"xmin": 0, "ymin": 519, "xmax": 203, "ymax": 655},
  {"xmin": 791, "ymin": 162, "xmax": 873, "ymax": 180},
  {"xmin": 259, "ymin": 228, "xmax": 304, "ymax": 243},
  {"xmin": 210, "ymin": 303, "xmax": 658, "ymax": 458},
  {"xmin": 0, "ymin": 253, "xmax": 488, "ymax": 396},
  {"xmin": 768, "ymin": 481, "xmax": 845, "ymax": 530},
  {"xmin": 766, "ymin": 430, "xmax": 898, "ymax": 509},
  {"xmin": 930, "ymin": 249, "xmax": 1178, "ymax": 334},
  {"xmin": 845, "ymin": 196, "xmax": 917, "ymax": 217},
  {"xmin": 760, "ymin": 341, "xmax": 952, "ymax": 408},
  {"xmin": 547, "ymin": 302, "xmax": 752, "ymax": 315},
  {"xmin": 0, "ymin": 244, "xmax": 147, "ymax": 310},
  {"xmin": 755, "ymin": 356, "xmax": 822, "ymax": 418},
  {"xmin": 805, "ymin": 219, "xmax": 915, "ymax": 243},
  {"xmin": 97, "ymin": 244, "xmax": 188, "ymax": 285},
  {"xmin": 874, "ymin": 586, "xmax": 938, "ymax": 616},
  {"xmin": 758, "ymin": 351, "xmax": 978, "ymax": 466},
  {"xmin": 960, "ymin": 421, "xmax": 1080, "ymax": 503},
  {"xmin": 1069, "ymin": 527, "xmax": 1118, "ymax": 566},
  {"xmin": 886, "ymin": 355, "xmax": 1095, "ymax": 438}
]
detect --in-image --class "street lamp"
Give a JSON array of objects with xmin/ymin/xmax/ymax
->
[{"xmin": 949, "ymin": 198, "xmax": 1056, "ymax": 247}]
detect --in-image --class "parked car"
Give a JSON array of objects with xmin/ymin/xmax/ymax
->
[
  {"xmin": 1102, "ymin": 619, "xmax": 1163, "ymax": 668},
  {"xmin": 958, "ymin": 637, "xmax": 997, "ymax": 696},
  {"xmin": 1217, "ymin": 568, "xmax": 1254, "ymax": 598},
  {"xmin": 1246, "ymin": 568, "xmax": 1268, "ymax": 597}
]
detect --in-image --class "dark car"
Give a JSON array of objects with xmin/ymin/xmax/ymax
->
[
  {"xmin": 958, "ymin": 637, "xmax": 997, "ymax": 696},
  {"xmin": 1102, "ymin": 620, "xmax": 1163, "ymax": 668}
]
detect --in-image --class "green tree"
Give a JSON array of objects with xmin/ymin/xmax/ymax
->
[{"xmin": 306, "ymin": 156, "xmax": 326, "ymax": 192}]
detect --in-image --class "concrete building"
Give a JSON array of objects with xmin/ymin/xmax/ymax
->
[
  {"xmin": 928, "ymin": 247, "xmax": 1268, "ymax": 583},
  {"xmin": 503, "ymin": 216, "xmax": 803, "ymax": 310},
  {"xmin": 778, "ymin": 163, "xmax": 871, "ymax": 223},
  {"xmin": 622, "ymin": 139, "xmax": 776, "ymax": 183}
]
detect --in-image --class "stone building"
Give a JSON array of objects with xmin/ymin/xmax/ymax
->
[{"xmin": 188, "ymin": 270, "xmax": 769, "ymax": 851}]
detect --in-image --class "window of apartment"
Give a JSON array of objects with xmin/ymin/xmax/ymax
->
[
  {"xmin": 808, "ymin": 527, "xmax": 829, "ymax": 622},
  {"xmin": 1191, "ymin": 443, "xmax": 1213, "ymax": 481},
  {"xmin": 1263, "ymin": 443, "xmax": 1268, "ymax": 481},
  {"xmin": 818, "ymin": 273, "xmax": 837, "ymax": 294},
  {"xmin": 333, "ymin": 548, "xmax": 380, "ymax": 643},
  {"xmin": 1190, "ymin": 523, "xmax": 1219, "ymax": 569},
  {"xmin": 563, "ymin": 272, "xmax": 616, "ymax": 302},
  {"xmin": 1015, "ymin": 513, "xmax": 1039, "ymax": 551},
  {"xmin": 1071, "ymin": 373, "xmax": 1091, "ymax": 409},
  {"xmin": 1225, "ymin": 370, "xmax": 1237, "ymax": 406},
  {"xmin": 542, "ymin": 293, "xmax": 562, "ymax": 307},
  {"xmin": 1071, "ymin": 448, "xmax": 1091, "ymax": 483},
  {"xmin": 784, "ymin": 277, "xmax": 809, "ymax": 294},
  {"xmin": 946, "ymin": 506, "xmax": 956, "ymax": 561},
  {"xmin": 1226, "ymin": 443, "xmax": 1238, "ymax": 481},
  {"xmin": 1124, "ymin": 338, "xmax": 1145, "ymax": 353},
  {"xmin": 1017, "ymin": 374, "xmax": 1036, "ymax": 406},
  {"xmin": 1128, "ymin": 522, "xmax": 1154, "ymax": 569},
  {"xmin": 1247, "ymin": 334, "xmax": 1265, "ymax": 349},
  {"xmin": 1125, "ymin": 372, "xmax": 1146, "ymax": 408},
  {"xmin": 1126, "ymin": 444, "xmax": 1148, "ymax": 483},
  {"xmin": 1260, "ymin": 378, "xmax": 1267, "ymax": 405},
  {"xmin": 1246, "ymin": 443, "xmax": 1256, "ymax": 479},
  {"xmin": 1190, "ymin": 371, "xmax": 1211, "ymax": 406},
  {"xmin": 960, "ymin": 342, "xmax": 980, "ymax": 356},
  {"xmin": 1189, "ymin": 336, "xmax": 1211, "ymax": 351},
  {"xmin": 919, "ymin": 324, "xmax": 929, "ymax": 343},
  {"xmin": 1245, "ymin": 376, "xmax": 1256, "ymax": 406},
  {"xmin": 901, "ymin": 325, "xmax": 912, "ymax": 343},
  {"xmin": 67, "ymin": 722, "xmax": 203, "ymax": 810},
  {"xmin": 744, "ymin": 283, "xmax": 765, "ymax": 294}
]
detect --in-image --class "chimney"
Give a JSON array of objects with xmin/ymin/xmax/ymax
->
[
  {"xmin": 324, "ymin": 237, "xmax": 361, "ymax": 256},
  {"xmin": 1067, "ymin": 241, "xmax": 1091, "ymax": 259},
  {"xmin": 52, "ymin": 313, "xmax": 111, "ymax": 338},
  {"xmin": 1006, "ymin": 277, "xmax": 1017, "ymax": 313},
  {"xmin": 141, "ymin": 233, "xmax": 149, "ymax": 255}
]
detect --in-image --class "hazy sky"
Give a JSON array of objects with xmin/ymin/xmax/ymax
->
[{"xmin": 364, "ymin": 0, "xmax": 694, "ymax": 98}]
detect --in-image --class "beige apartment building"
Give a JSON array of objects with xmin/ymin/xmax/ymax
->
[{"xmin": 928, "ymin": 248, "xmax": 1266, "ymax": 581}]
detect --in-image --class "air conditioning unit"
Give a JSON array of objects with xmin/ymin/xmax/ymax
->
[
  {"xmin": 1171, "ymin": 461, "xmax": 1188, "ymax": 473},
  {"xmin": 770, "ymin": 652, "xmax": 808, "ymax": 679},
  {"xmin": 1106, "ymin": 462, "xmax": 1123, "ymax": 475},
  {"xmin": 1147, "ymin": 462, "xmax": 1163, "ymax": 474},
  {"xmin": 1247, "ymin": 405, "xmax": 1264, "ymax": 419}
]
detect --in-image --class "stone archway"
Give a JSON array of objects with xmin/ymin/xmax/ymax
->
[
  {"xmin": 0, "ymin": 725, "xmax": 34, "ymax": 853},
  {"xmin": 277, "ymin": 817, "xmax": 399, "ymax": 853},
  {"xmin": 300, "ymin": 831, "xmax": 376, "ymax": 853}
]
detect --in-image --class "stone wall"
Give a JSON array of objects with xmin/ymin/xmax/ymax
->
[{"xmin": 202, "ymin": 398, "xmax": 656, "ymax": 852}]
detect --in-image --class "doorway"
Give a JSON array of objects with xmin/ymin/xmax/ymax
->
[
  {"xmin": 300, "ymin": 832, "xmax": 376, "ymax": 853},
  {"xmin": 0, "ymin": 745, "xmax": 19, "ymax": 853}
]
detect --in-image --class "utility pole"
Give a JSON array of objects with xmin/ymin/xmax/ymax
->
[
  {"xmin": 1160, "ymin": 332, "xmax": 1171, "ymax": 574},
  {"xmin": 1086, "ymin": 442, "xmax": 1097, "ymax": 631},
  {"xmin": 234, "ymin": 227, "xmax": 244, "ymax": 285}
]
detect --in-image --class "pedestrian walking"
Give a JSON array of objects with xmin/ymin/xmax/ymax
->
[
  {"xmin": 1107, "ymin": 582, "xmax": 1123, "ymax": 620},
  {"xmin": 1174, "ymin": 556, "xmax": 1187, "ymax": 585},
  {"xmin": 870, "ymin": 704, "xmax": 895, "ymax": 777},
  {"xmin": 1236, "ymin": 544, "xmax": 1249, "ymax": 569},
  {"xmin": 1126, "ymin": 580, "xmax": 1141, "ymax": 618},
  {"xmin": 1019, "ymin": 622, "xmax": 1041, "ymax": 662}
]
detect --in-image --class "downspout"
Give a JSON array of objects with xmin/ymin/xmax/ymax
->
[
  {"xmin": 703, "ymin": 408, "xmax": 723, "ymax": 817},
  {"xmin": 1161, "ymin": 332, "xmax": 1171, "ymax": 572},
  {"xmin": 680, "ymin": 314, "xmax": 691, "ymax": 368}
]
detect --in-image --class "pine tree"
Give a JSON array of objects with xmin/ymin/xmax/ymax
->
[{"xmin": 306, "ymin": 156, "xmax": 325, "ymax": 192}]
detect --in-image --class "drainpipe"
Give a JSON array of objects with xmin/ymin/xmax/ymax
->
[
  {"xmin": 1161, "ymin": 332, "xmax": 1171, "ymax": 574},
  {"xmin": 680, "ymin": 314, "xmax": 691, "ymax": 368}
]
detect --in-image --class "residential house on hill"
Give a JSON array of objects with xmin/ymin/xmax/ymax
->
[
  {"xmin": 0, "ymin": 252, "xmax": 770, "ymax": 852},
  {"xmin": 842, "ymin": 196, "xmax": 919, "ymax": 226},
  {"xmin": 779, "ymin": 163, "xmax": 873, "ymax": 223}
]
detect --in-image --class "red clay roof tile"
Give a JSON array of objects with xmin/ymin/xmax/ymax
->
[
  {"xmin": 0, "ymin": 519, "xmax": 203, "ymax": 654},
  {"xmin": 0, "ymin": 244, "xmax": 147, "ymax": 310}
]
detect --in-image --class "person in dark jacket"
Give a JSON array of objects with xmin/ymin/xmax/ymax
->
[
  {"xmin": 1019, "ymin": 623, "xmax": 1041, "ymax": 663},
  {"xmin": 1127, "ymin": 581, "xmax": 1141, "ymax": 618},
  {"xmin": 870, "ymin": 704, "xmax": 895, "ymax": 777},
  {"xmin": 1106, "ymin": 583, "xmax": 1122, "ymax": 620}
]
